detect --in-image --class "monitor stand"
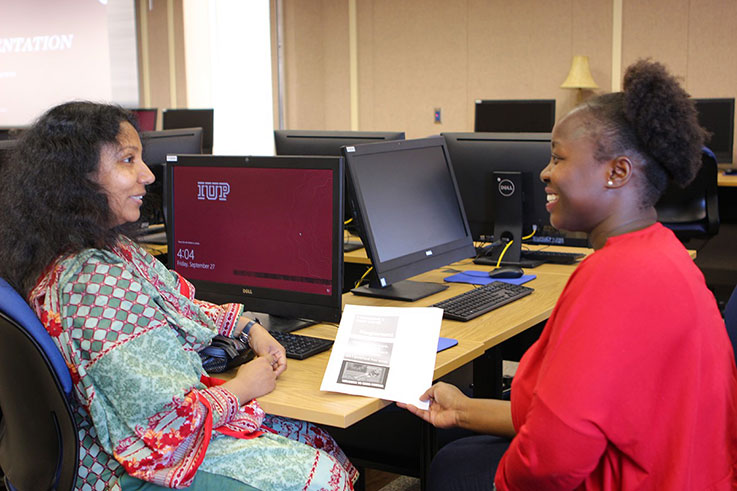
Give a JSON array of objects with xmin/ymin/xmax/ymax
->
[
  {"xmin": 350, "ymin": 280, "xmax": 448, "ymax": 302},
  {"xmin": 246, "ymin": 311, "xmax": 316, "ymax": 334}
]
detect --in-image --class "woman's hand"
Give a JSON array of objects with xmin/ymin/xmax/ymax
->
[
  {"xmin": 247, "ymin": 323, "xmax": 287, "ymax": 377},
  {"xmin": 222, "ymin": 356, "xmax": 278, "ymax": 403},
  {"xmin": 397, "ymin": 382, "xmax": 468, "ymax": 429}
]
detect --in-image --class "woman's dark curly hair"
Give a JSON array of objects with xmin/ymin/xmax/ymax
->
[
  {"xmin": 0, "ymin": 101, "xmax": 139, "ymax": 297},
  {"xmin": 580, "ymin": 59, "xmax": 707, "ymax": 207}
]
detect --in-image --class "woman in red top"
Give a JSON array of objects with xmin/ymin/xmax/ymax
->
[{"xmin": 400, "ymin": 59, "xmax": 737, "ymax": 489}]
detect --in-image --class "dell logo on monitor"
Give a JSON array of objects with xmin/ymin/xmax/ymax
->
[
  {"xmin": 497, "ymin": 178, "xmax": 515, "ymax": 197},
  {"xmin": 197, "ymin": 181, "xmax": 230, "ymax": 201},
  {"xmin": 242, "ymin": 288, "xmax": 253, "ymax": 295}
]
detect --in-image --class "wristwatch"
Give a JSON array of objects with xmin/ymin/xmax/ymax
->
[{"xmin": 237, "ymin": 319, "xmax": 257, "ymax": 347}]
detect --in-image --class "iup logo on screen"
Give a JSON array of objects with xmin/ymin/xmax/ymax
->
[{"xmin": 197, "ymin": 181, "xmax": 230, "ymax": 201}]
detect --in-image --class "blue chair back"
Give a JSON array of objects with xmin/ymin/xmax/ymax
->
[
  {"xmin": 0, "ymin": 278, "xmax": 78, "ymax": 490},
  {"xmin": 724, "ymin": 285, "xmax": 737, "ymax": 359}
]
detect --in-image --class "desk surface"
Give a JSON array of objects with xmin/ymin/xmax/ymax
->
[
  {"xmin": 221, "ymin": 256, "xmax": 574, "ymax": 427},
  {"xmin": 718, "ymin": 170, "xmax": 737, "ymax": 187}
]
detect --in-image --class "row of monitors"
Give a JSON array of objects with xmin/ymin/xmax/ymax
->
[
  {"xmin": 163, "ymin": 137, "xmax": 474, "ymax": 333},
  {"xmin": 475, "ymin": 98, "xmax": 735, "ymax": 163},
  {"xmin": 129, "ymin": 108, "xmax": 214, "ymax": 154}
]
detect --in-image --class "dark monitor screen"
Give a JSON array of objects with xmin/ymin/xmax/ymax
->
[
  {"xmin": 693, "ymin": 98, "xmax": 734, "ymax": 163},
  {"xmin": 443, "ymin": 132, "xmax": 588, "ymax": 247},
  {"xmin": 166, "ymin": 154, "xmax": 344, "ymax": 330},
  {"xmin": 130, "ymin": 108, "xmax": 158, "ymax": 132},
  {"xmin": 343, "ymin": 136, "xmax": 475, "ymax": 301},
  {"xmin": 474, "ymin": 99, "xmax": 556, "ymax": 133},
  {"xmin": 163, "ymin": 109, "xmax": 214, "ymax": 154},
  {"xmin": 139, "ymin": 128, "xmax": 204, "ymax": 227}
]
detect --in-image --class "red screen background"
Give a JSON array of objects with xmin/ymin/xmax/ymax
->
[{"xmin": 172, "ymin": 166, "xmax": 334, "ymax": 296}]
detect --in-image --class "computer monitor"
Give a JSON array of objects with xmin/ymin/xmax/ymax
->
[
  {"xmin": 343, "ymin": 136, "xmax": 475, "ymax": 301},
  {"xmin": 474, "ymin": 99, "xmax": 556, "ymax": 133},
  {"xmin": 139, "ymin": 128, "xmax": 204, "ymax": 228},
  {"xmin": 693, "ymin": 98, "xmax": 735, "ymax": 163},
  {"xmin": 442, "ymin": 132, "xmax": 588, "ymax": 254},
  {"xmin": 166, "ymin": 154, "xmax": 344, "ymax": 332},
  {"xmin": 129, "ymin": 108, "xmax": 158, "ymax": 132},
  {"xmin": 163, "ymin": 109, "xmax": 214, "ymax": 154},
  {"xmin": 274, "ymin": 129, "xmax": 406, "ymax": 156}
]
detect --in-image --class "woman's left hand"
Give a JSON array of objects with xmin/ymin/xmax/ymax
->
[{"xmin": 247, "ymin": 323, "xmax": 287, "ymax": 376}]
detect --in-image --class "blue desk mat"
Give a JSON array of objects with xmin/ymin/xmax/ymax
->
[{"xmin": 443, "ymin": 270, "xmax": 536, "ymax": 286}]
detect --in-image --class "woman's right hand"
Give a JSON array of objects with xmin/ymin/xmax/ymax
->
[
  {"xmin": 222, "ymin": 356, "xmax": 278, "ymax": 403},
  {"xmin": 397, "ymin": 382, "xmax": 468, "ymax": 429}
]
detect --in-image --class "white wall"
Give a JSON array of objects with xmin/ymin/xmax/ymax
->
[{"xmin": 183, "ymin": 0, "xmax": 275, "ymax": 155}]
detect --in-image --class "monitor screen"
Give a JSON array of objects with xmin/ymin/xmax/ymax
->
[
  {"xmin": 343, "ymin": 136, "xmax": 475, "ymax": 301},
  {"xmin": 163, "ymin": 109, "xmax": 214, "ymax": 154},
  {"xmin": 693, "ymin": 98, "xmax": 734, "ymax": 163},
  {"xmin": 166, "ymin": 154, "xmax": 344, "ymax": 330},
  {"xmin": 130, "ymin": 108, "xmax": 158, "ymax": 132},
  {"xmin": 474, "ymin": 99, "xmax": 556, "ymax": 133},
  {"xmin": 139, "ymin": 128, "xmax": 204, "ymax": 228},
  {"xmin": 443, "ymin": 132, "xmax": 588, "ymax": 247}
]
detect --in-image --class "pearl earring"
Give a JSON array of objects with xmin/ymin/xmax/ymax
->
[{"xmin": 607, "ymin": 180, "xmax": 614, "ymax": 186}]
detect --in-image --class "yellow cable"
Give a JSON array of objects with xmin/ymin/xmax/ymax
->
[
  {"xmin": 522, "ymin": 228, "xmax": 536, "ymax": 240},
  {"xmin": 344, "ymin": 217, "xmax": 353, "ymax": 225},
  {"xmin": 496, "ymin": 240, "xmax": 514, "ymax": 268},
  {"xmin": 355, "ymin": 266, "xmax": 373, "ymax": 288}
]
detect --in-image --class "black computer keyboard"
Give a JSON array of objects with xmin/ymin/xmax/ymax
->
[
  {"xmin": 520, "ymin": 250, "xmax": 585, "ymax": 264},
  {"xmin": 432, "ymin": 282, "xmax": 534, "ymax": 322},
  {"xmin": 269, "ymin": 331, "xmax": 334, "ymax": 360}
]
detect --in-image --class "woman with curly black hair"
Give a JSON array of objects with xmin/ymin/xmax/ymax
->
[
  {"xmin": 400, "ymin": 60, "xmax": 737, "ymax": 489},
  {"xmin": 0, "ymin": 101, "xmax": 357, "ymax": 490}
]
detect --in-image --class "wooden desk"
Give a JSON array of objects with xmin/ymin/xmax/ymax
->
[
  {"xmin": 249, "ymin": 323, "xmax": 485, "ymax": 428},
  {"xmin": 718, "ymin": 170, "xmax": 737, "ymax": 187},
  {"xmin": 222, "ymin": 256, "xmax": 574, "ymax": 428}
]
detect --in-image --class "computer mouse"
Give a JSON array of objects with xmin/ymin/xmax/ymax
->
[{"xmin": 488, "ymin": 266, "xmax": 524, "ymax": 279}]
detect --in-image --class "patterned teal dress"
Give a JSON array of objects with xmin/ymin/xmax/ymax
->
[{"xmin": 29, "ymin": 237, "xmax": 358, "ymax": 490}]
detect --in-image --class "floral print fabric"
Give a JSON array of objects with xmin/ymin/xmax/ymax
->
[{"xmin": 29, "ymin": 237, "xmax": 357, "ymax": 490}]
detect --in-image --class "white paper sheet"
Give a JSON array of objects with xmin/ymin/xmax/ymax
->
[{"xmin": 320, "ymin": 304, "xmax": 442, "ymax": 409}]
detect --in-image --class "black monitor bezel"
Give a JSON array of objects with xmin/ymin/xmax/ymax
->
[
  {"xmin": 442, "ymin": 132, "xmax": 589, "ymax": 247},
  {"xmin": 141, "ymin": 127, "xmax": 203, "ymax": 165},
  {"xmin": 165, "ymin": 154, "xmax": 344, "ymax": 324},
  {"xmin": 692, "ymin": 98, "xmax": 735, "ymax": 164},
  {"xmin": 274, "ymin": 129, "xmax": 406, "ymax": 156},
  {"xmin": 474, "ymin": 99, "xmax": 556, "ymax": 133},
  {"xmin": 343, "ymin": 136, "xmax": 475, "ymax": 289}
]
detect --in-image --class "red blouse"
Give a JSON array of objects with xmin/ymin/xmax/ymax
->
[{"xmin": 496, "ymin": 223, "xmax": 737, "ymax": 490}]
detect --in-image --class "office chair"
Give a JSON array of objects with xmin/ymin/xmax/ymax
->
[
  {"xmin": 724, "ymin": 285, "xmax": 737, "ymax": 358},
  {"xmin": 0, "ymin": 278, "xmax": 79, "ymax": 490},
  {"xmin": 655, "ymin": 148, "xmax": 720, "ymax": 241}
]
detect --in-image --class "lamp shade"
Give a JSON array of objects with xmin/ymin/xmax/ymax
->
[{"xmin": 561, "ymin": 55, "xmax": 599, "ymax": 89}]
